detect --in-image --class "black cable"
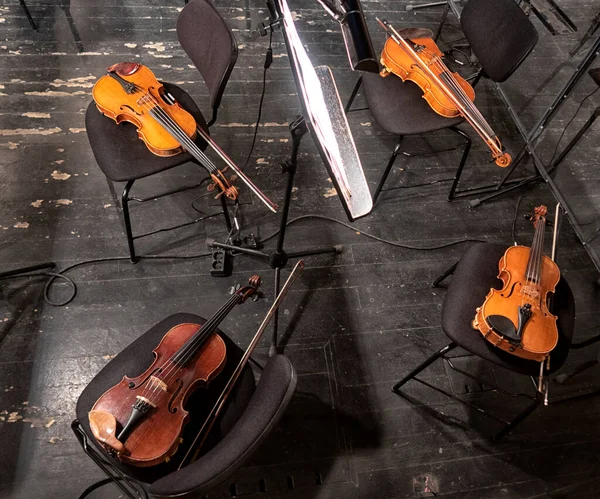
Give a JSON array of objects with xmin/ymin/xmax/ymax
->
[
  {"xmin": 242, "ymin": 28, "xmax": 273, "ymax": 170},
  {"xmin": 0, "ymin": 252, "xmax": 213, "ymax": 307},
  {"xmin": 257, "ymin": 214, "xmax": 487, "ymax": 250}
]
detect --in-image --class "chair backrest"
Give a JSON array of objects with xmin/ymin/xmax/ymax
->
[
  {"xmin": 461, "ymin": 0, "xmax": 538, "ymax": 82},
  {"xmin": 177, "ymin": 0, "xmax": 238, "ymax": 123}
]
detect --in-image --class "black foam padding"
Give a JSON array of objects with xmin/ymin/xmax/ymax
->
[
  {"xmin": 461, "ymin": 0, "xmax": 538, "ymax": 82},
  {"xmin": 362, "ymin": 73, "xmax": 464, "ymax": 135},
  {"xmin": 85, "ymin": 83, "xmax": 208, "ymax": 182},
  {"xmin": 150, "ymin": 354, "xmax": 297, "ymax": 498},
  {"xmin": 441, "ymin": 243, "xmax": 575, "ymax": 376},
  {"xmin": 177, "ymin": 0, "xmax": 238, "ymax": 110}
]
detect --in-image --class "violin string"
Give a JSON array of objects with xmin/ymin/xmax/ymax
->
[
  {"xmin": 136, "ymin": 94, "xmax": 220, "ymax": 175},
  {"xmin": 141, "ymin": 294, "xmax": 242, "ymax": 404},
  {"xmin": 137, "ymin": 294, "xmax": 240, "ymax": 404},
  {"xmin": 434, "ymin": 59, "xmax": 496, "ymax": 138},
  {"xmin": 428, "ymin": 55, "xmax": 495, "ymax": 137},
  {"xmin": 402, "ymin": 43, "xmax": 500, "ymax": 153},
  {"xmin": 135, "ymin": 92, "xmax": 220, "ymax": 176},
  {"xmin": 437, "ymin": 69, "xmax": 499, "ymax": 147}
]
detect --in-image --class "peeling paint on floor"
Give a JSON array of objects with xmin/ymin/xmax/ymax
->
[
  {"xmin": 51, "ymin": 170, "xmax": 71, "ymax": 180},
  {"xmin": 0, "ymin": 127, "xmax": 61, "ymax": 136}
]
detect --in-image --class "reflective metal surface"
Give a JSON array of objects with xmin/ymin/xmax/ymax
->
[{"xmin": 276, "ymin": 0, "xmax": 373, "ymax": 220}]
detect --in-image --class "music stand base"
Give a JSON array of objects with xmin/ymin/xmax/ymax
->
[{"xmin": 209, "ymin": 117, "xmax": 341, "ymax": 352}]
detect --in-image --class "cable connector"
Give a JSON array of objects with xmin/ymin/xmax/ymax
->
[
  {"xmin": 210, "ymin": 248, "xmax": 233, "ymax": 277},
  {"xmin": 264, "ymin": 47, "xmax": 273, "ymax": 69}
]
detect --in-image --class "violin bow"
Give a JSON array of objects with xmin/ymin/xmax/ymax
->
[
  {"xmin": 194, "ymin": 125, "xmax": 278, "ymax": 213},
  {"xmin": 177, "ymin": 260, "xmax": 305, "ymax": 469}
]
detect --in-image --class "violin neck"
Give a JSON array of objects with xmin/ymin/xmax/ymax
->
[
  {"xmin": 170, "ymin": 294, "xmax": 241, "ymax": 366},
  {"xmin": 525, "ymin": 218, "xmax": 546, "ymax": 285}
]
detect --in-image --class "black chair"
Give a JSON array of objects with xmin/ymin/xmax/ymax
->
[
  {"xmin": 72, "ymin": 313, "xmax": 297, "ymax": 499},
  {"xmin": 85, "ymin": 0, "xmax": 238, "ymax": 262},
  {"xmin": 345, "ymin": 0, "xmax": 539, "ymax": 205},
  {"xmin": 392, "ymin": 243, "xmax": 576, "ymax": 440}
]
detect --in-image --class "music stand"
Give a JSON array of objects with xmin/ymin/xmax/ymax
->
[{"xmin": 211, "ymin": 0, "xmax": 375, "ymax": 352}]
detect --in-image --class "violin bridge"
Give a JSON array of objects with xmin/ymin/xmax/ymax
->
[{"xmin": 149, "ymin": 375, "xmax": 168, "ymax": 393}]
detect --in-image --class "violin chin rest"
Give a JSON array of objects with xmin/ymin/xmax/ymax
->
[
  {"xmin": 486, "ymin": 315, "xmax": 519, "ymax": 342},
  {"xmin": 88, "ymin": 409, "xmax": 126, "ymax": 454}
]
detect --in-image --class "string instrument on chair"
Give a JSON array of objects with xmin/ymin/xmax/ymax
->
[
  {"xmin": 376, "ymin": 19, "xmax": 512, "ymax": 168},
  {"xmin": 92, "ymin": 63, "xmax": 277, "ymax": 213},
  {"xmin": 88, "ymin": 275, "xmax": 262, "ymax": 467},
  {"xmin": 472, "ymin": 206, "xmax": 560, "ymax": 362}
]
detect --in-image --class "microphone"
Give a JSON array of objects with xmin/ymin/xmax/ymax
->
[{"xmin": 317, "ymin": 0, "xmax": 379, "ymax": 73}]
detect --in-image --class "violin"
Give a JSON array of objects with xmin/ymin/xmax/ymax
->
[
  {"xmin": 472, "ymin": 206, "xmax": 560, "ymax": 362},
  {"xmin": 92, "ymin": 63, "xmax": 277, "ymax": 212},
  {"xmin": 377, "ymin": 19, "xmax": 512, "ymax": 168},
  {"xmin": 88, "ymin": 275, "xmax": 261, "ymax": 467}
]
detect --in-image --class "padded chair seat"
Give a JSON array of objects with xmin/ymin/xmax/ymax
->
[
  {"xmin": 75, "ymin": 312, "xmax": 297, "ymax": 497},
  {"xmin": 442, "ymin": 243, "xmax": 575, "ymax": 376},
  {"xmin": 362, "ymin": 72, "xmax": 464, "ymax": 136},
  {"xmin": 85, "ymin": 83, "xmax": 209, "ymax": 182},
  {"xmin": 76, "ymin": 313, "xmax": 256, "ymax": 485}
]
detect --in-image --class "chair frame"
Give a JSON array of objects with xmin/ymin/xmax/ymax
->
[
  {"xmin": 107, "ymin": 177, "xmax": 232, "ymax": 263},
  {"xmin": 391, "ymin": 262, "xmax": 546, "ymax": 440},
  {"xmin": 345, "ymin": 76, "xmax": 473, "ymax": 204},
  {"xmin": 101, "ymin": 0, "xmax": 239, "ymax": 263}
]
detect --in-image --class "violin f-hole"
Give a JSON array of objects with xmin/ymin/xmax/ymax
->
[
  {"xmin": 120, "ymin": 104, "xmax": 143, "ymax": 116},
  {"xmin": 168, "ymin": 379, "xmax": 184, "ymax": 413}
]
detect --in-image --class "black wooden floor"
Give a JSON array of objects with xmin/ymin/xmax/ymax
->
[{"xmin": 2, "ymin": 0, "xmax": 600, "ymax": 497}]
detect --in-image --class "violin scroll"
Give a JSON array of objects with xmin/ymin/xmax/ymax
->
[
  {"xmin": 494, "ymin": 152, "xmax": 512, "ymax": 168},
  {"xmin": 234, "ymin": 275, "xmax": 262, "ymax": 303}
]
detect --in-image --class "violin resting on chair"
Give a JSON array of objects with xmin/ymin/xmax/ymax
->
[
  {"xmin": 88, "ymin": 275, "xmax": 262, "ymax": 467},
  {"xmin": 377, "ymin": 19, "xmax": 512, "ymax": 168},
  {"xmin": 91, "ymin": 62, "xmax": 277, "ymax": 213},
  {"xmin": 472, "ymin": 206, "xmax": 560, "ymax": 362}
]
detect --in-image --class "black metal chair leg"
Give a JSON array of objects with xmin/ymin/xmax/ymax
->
[
  {"xmin": 344, "ymin": 77, "xmax": 363, "ymax": 114},
  {"xmin": 447, "ymin": 126, "xmax": 472, "ymax": 201},
  {"xmin": 373, "ymin": 136, "xmax": 404, "ymax": 205},
  {"xmin": 432, "ymin": 261, "xmax": 458, "ymax": 288},
  {"xmin": 494, "ymin": 394, "xmax": 541, "ymax": 440},
  {"xmin": 121, "ymin": 180, "xmax": 138, "ymax": 263},
  {"xmin": 106, "ymin": 178, "xmax": 120, "ymax": 211},
  {"xmin": 19, "ymin": 0, "xmax": 38, "ymax": 31},
  {"xmin": 392, "ymin": 342, "xmax": 458, "ymax": 392}
]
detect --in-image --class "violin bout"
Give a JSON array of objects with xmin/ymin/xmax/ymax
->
[
  {"xmin": 472, "ymin": 245, "xmax": 560, "ymax": 362},
  {"xmin": 88, "ymin": 324, "xmax": 227, "ymax": 467}
]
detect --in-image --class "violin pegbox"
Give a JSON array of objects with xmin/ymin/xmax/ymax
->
[
  {"xmin": 229, "ymin": 275, "xmax": 263, "ymax": 302},
  {"xmin": 525, "ymin": 205, "xmax": 548, "ymax": 228}
]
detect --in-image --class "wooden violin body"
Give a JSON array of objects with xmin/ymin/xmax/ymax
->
[
  {"xmin": 377, "ymin": 20, "xmax": 511, "ymax": 168},
  {"xmin": 472, "ymin": 206, "xmax": 560, "ymax": 362},
  {"xmin": 473, "ymin": 246, "xmax": 560, "ymax": 361},
  {"xmin": 92, "ymin": 63, "xmax": 197, "ymax": 157},
  {"xmin": 91, "ymin": 324, "xmax": 226, "ymax": 467},
  {"xmin": 88, "ymin": 276, "xmax": 261, "ymax": 467},
  {"xmin": 380, "ymin": 37, "xmax": 475, "ymax": 119}
]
